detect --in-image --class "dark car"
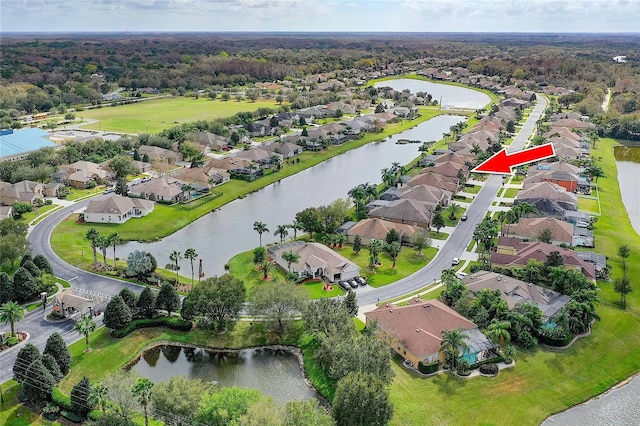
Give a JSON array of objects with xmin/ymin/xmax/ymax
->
[
  {"xmin": 338, "ymin": 280, "xmax": 351, "ymax": 292},
  {"xmin": 460, "ymin": 214, "xmax": 467, "ymax": 221},
  {"xmin": 354, "ymin": 276, "xmax": 367, "ymax": 286}
]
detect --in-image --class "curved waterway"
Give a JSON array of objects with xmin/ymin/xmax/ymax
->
[
  {"xmin": 373, "ymin": 78, "xmax": 491, "ymax": 109},
  {"xmin": 129, "ymin": 345, "xmax": 317, "ymax": 405},
  {"xmin": 119, "ymin": 114, "xmax": 466, "ymax": 276},
  {"xmin": 614, "ymin": 145, "xmax": 640, "ymax": 236}
]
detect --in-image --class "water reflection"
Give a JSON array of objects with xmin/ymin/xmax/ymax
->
[
  {"xmin": 373, "ymin": 78, "xmax": 491, "ymax": 109},
  {"xmin": 614, "ymin": 145, "xmax": 640, "ymax": 236},
  {"xmin": 130, "ymin": 345, "xmax": 317, "ymax": 405}
]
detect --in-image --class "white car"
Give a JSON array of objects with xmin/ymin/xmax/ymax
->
[{"xmin": 452, "ymin": 257, "xmax": 460, "ymax": 266}]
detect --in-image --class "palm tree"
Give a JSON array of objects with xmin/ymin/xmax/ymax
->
[
  {"xmin": 131, "ymin": 377, "xmax": 154, "ymax": 426},
  {"xmin": 447, "ymin": 203, "xmax": 461, "ymax": 220},
  {"xmin": 181, "ymin": 183, "xmax": 194, "ymax": 202},
  {"xmin": 618, "ymin": 244, "xmax": 630, "ymax": 277},
  {"xmin": 385, "ymin": 241, "xmax": 402, "ymax": 268},
  {"xmin": 368, "ymin": 239, "xmax": 384, "ymax": 271},
  {"xmin": 89, "ymin": 384, "xmax": 109, "ymax": 415},
  {"xmin": 440, "ymin": 328, "xmax": 470, "ymax": 373},
  {"xmin": 485, "ymin": 320, "xmax": 511, "ymax": 350},
  {"xmin": 184, "ymin": 248, "xmax": 198, "ymax": 286},
  {"xmin": 258, "ymin": 258, "xmax": 276, "ymax": 280},
  {"xmin": 274, "ymin": 225, "xmax": 289, "ymax": 243},
  {"xmin": 288, "ymin": 220, "xmax": 303, "ymax": 239},
  {"xmin": 253, "ymin": 221, "xmax": 269, "ymax": 246},
  {"xmin": 86, "ymin": 228, "xmax": 100, "ymax": 264},
  {"xmin": 0, "ymin": 301, "xmax": 24, "ymax": 337},
  {"xmin": 97, "ymin": 234, "xmax": 110, "ymax": 266},
  {"xmin": 109, "ymin": 232, "xmax": 120, "ymax": 269},
  {"xmin": 335, "ymin": 232, "xmax": 347, "ymax": 248},
  {"xmin": 76, "ymin": 315, "xmax": 97, "ymax": 352},
  {"xmin": 282, "ymin": 250, "xmax": 301, "ymax": 273},
  {"xmin": 169, "ymin": 250, "xmax": 182, "ymax": 284},
  {"xmin": 348, "ymin": 184, "xmax": 367, "ymax": 218}
]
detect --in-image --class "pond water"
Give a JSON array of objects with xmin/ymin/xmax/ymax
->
[
  {"xmin": 614, "ymin": 145, "xmax": 640, "ymax": 236},
  {"xmin": 129, "ymin": 345, "xmax": 318, "ymax": 405},
  {"xmin": 118, "ymin": 114, "xmax": 467, "ymax": 276},
  {"xmin": 373, "ymin": 78, "xmax": 491, "ymax": 109}
]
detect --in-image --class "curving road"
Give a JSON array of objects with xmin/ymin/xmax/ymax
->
[{"xmin": 0, "ymin": 96, "xmax": 546, "ymax": 383}]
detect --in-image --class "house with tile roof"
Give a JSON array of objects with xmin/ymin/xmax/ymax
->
[
  {"xmin": 462, "ymin": 271, "xmax": 571, "ymax": 322},
  {"xmin": 346, "ymin": 218, "xmax": 416, "ymax": 245},
  {"xmin": 84, "ymin": 194, "xmax": 154, "ymax": 224},
  {"xmin": 491, "ymin": 236, "xmax": 596, "ymax": 281},
  {"xmin": 138, "ymin": 145, "xmax": 183, "ymax": 163},
  {"xmin": 407, "ymin": 171, "xmax": 459, "ymax": 193},
  {"xmin": 128, "ymin": 176, "xmax": 189, "ymax": 203},
  {"xmin": 502, "ymin": 217, "xmax": 574, "ymax": 246},
  {"xmin": 382, "ymin": 184, "xmax": 452, "ymax": 206},
  {"xmin": 515, "ymin": 182, "xmax": 577, "ymax": 216},
  {"xmin": 368, "ymin": 198, "xmax": 433, "ymax": 229},
  {"xmin": 365, "ymin": 299, "xmax": 496, "ymax": 368},
  {"xmin": 268, "ymin": 241, "xmax": 360, "ymax": 283},
  {"xmin": 52, "ymin": 289, "xmax": 94, "ymax": 318},
  {"xmin": 60, "ymin": 160, "xmax": 114, "ymax": 188},
  {"xmin": 0, "ymin": 180, "xmax": 44, "ymax": 206}
]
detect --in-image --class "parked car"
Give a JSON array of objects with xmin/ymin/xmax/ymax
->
[
  {"xmin": 348, "ymin": 279, "xmax": 359, "ymax": 289},
  {"xmin": 103, "ymin": 188, "xmax": 114, "ymax": 194},
  {"xmin": 338, "ymin": 280, "xmax": 351, "ymax": 292},
  {"xmin": 460, "ymin": 214, "xmax": 467, "ymax": 221},
  {"xmin": 354, "ymin": 276, "xmax": 367, "ymax": 286},
  {"xmin": 452, "ymin": 257, "xmax": 460, "ymax": 266}
]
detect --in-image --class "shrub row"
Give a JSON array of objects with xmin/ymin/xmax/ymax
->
[
  {"xmin": 479, "ymin": 363, "xmax": 499, "ymax": 375},
  {"xmin": 417, "ymin": 361, "xmax": 440, "ymax": 375},
  {"xmin": 51, "ymin": 387, "xmax": 72, "ymax": 411},
  {"xmin": 469, "ymin": 355, "xmax": 504, "ymax": 370},
  {"xmin": 112, "ymin": 316, "xmax": 192, "ymax": 338},
  {"xmin": 538, "ymin": 333, "xmax": 573, "ymax": 347}
]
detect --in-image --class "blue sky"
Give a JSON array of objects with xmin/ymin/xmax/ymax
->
[{"xmin": 1, "ymin": 0, "xmax": 639, "ymax": 33}]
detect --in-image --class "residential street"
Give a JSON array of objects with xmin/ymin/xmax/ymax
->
[{"xmin": 0, "ymin": 95, "xmax": 546, "ymax": 384}]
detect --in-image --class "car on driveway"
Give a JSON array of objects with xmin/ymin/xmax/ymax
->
[
  {"xmin": 348, "ymin": 279, "xmax": 359, "ymax": 289},
  {"xmin": 338, "ymin": 280, "xmax": 351, "ymax": 292},
  {"xmin": 452, "ymin": 257, "xmax": 460, "ymax": 266},
  {"xmin": 354, "ymin": 276, "xmax": 367, "ymax": 286},
  {"xmin": 460, "ymin": 214, "xmax": 467, "ymax": 221}
]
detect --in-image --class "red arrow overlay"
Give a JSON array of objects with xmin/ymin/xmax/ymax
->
[{"xmin": 472, "ymin": 143, "xmax": 556, "ymax": 175}]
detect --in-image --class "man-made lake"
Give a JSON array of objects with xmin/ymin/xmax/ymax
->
[
  {"xmin": 614, "ymin": 145, "xmax": 640, "ymax": 236},
  {"xmin": 129, "ymin": 345, "xmax": 318, "ymax": 405},
  {"xmin": 118, "ymin": 114, "xmax": 466, "ymax": 276},
  {"xmin": 542, "ymin": 373, "xmax": 640, "ymax": 425},
  {"xmin": 373, "ymin": 78, "xmax": 491, "ymax": 109}
]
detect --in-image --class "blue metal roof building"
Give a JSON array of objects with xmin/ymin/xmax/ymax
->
[{"xmin": 0, "ymin": 128, "xmax": 57, "ymax": 161}]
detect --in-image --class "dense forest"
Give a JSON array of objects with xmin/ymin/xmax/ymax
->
[{"xmin": 1, "ymin": 33, "xmax": 639, "ymax": 138}]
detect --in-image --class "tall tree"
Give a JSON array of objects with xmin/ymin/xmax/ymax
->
[
  {"xmin": 284, "ymin": 399, "xmax": 334, "ymax": 426},
  {"xmin": 86, "ymin": 228, "xmax": 100, "ymax": 264},
  {"xmin": 274, "ymin": 224, "xmax": 289, "ymax": 243},
  {"xmin": 343, "ymin": 290, "xmax": 358, "ymax": 317},
  {"xmin": 614, "ymin": 276, "xmax": 632, "ymax": 309},
  {"xmin": 411, "ymin": 228, "xmax": 431, "ymax": 257},
  {"xmin": 109, "ymin": 232, "xmax": 120, "ymax": 269},
  {"xmin": 20, "ymin": 358, "xmax": 56, "ymax": 406},
  {"xmin": 131, "ymin": 377, "xmax": 154, "ymax": 426},
  {"xmin": 253, "ymin": 221, "xmax": 269, "ymax": 246},
  {"xmin": 485, "ymin": 320, "xmax": 512, "ymax": 350},
  {"xmin": 432, "ymin": 212, "xmax": 446, "ymax": 234},
  {"xmin": 104, "ymin": 295, "xmax": 132, "ymax": 330},
  {"xmin": 440, "ymin": 328, "xmax": 470, "ymax": 372},
  {"xmin": 13, "ymin": 343, "xmax": 41, "ymax": 383},
  {"xmin": 12, "ymin": 267, "xmax": 38, "ymax": 303},
  {"xmin": 250, "ymin": 280, "xmax": 308, "ymax": 332},
  {"xmin": 385, "ymin": 241, "xmax": 402, "ymax": 269},
  {"xmin": 282, "ymin": 250, "xmax": 301, "ymax": 273},
  {"xmin": 76, "ymin": 315, "xmax": 97, "ymax": 352},
  {"xmin": 41, "ymin": 353, "xmax": 63, "ymax": 383},
  {"xmin": 119, "ymin": 287, "xmax": 137, "ymax": 312},
  {"xmin": 156, "ymin": 282, "xmax": 180, "ymax": 316},
  {"xmin": 169, "ymin": 250, "xmax": 182, "ymax": 284},
  {"xmin": 89, "ymin": 384, "xmax": 109, "ymax": 415},
  {"xmin": 136, "ymin": 287, "xmax": 156, "ymax": 318},
  {"xmin": 44, "ymin": 332, "xmax": 71, "ymax": 376},
  {"xmin": 33, "ymin": 254, "xmax": 53, "ymax": 275},
  {"xmin": 0, "ymin": 301, "xmax": 24, "ymax": 337},
  {"xmin": 332, "ymin": 372, "xmax": 393, "ymax": 426},
  {"xmin": 0, "ymin": 272, "xmax": 13, "ymax": 304},
  {"xmin": 184, "ymin": 248, "xmax": 198, "ymax": 286},
  {"xmin": 447, "ymin": 203, "xmax": 461, "ymax": 220},
  {"xmin": 71, "ymin": 377, "xmax": 93, "ymax": 417},
  {"xmin": 196, "ymin": 386, "xmax": 261, "ymax": 426},
  {"xmin": 151, "ymin": 376, "xmax": 216, "ymax": 424},
  {"xmin": 102, "ymin": 370, "xmax": 141, "ymax": 423},
  {"xmin": 181, "ymin": 274, "xmax": 246, "ymax": 331},
  {"xmin": 353, "ymin": 234, "xmax": 362, "ymax": 254},
  {"xmin": 618, "ymin": 244, "xmax": 630, "ymax": 277}
]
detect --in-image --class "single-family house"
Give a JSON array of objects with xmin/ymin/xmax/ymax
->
[
  {"xmin": 407, "ymin": 171, "xmax": 459, "ymax": 193},
  {"xmin": 515, "ymin": 182, "xmax": 578, "ymax": 215},
  {"xmin": 138, "ymin": 145, "xmax": 183, "ymax": 164},
  {"xmin": 577, "ymin": 251, "xmax": 608, "ymax": 279},
  {"xmin": 502, "ymin": 217, "xmax": 574, "ymax": 246},
  {"xmin": 462, "ymin": 271, "xmax": 571, "ymax": 322},
  {"xmin": 0, "ymin": 206, "xmax": 13, "ymax": 218},
  {"xmin": 0, "ymin": 180, "xmax": 44, "ymax": 206},
  {"xmin": 524, "ymin": 162, "xmax": 584, "ymax": 193},
  {"xmin": 171, "ymin": 164, "xmax": 230, "ymax": 187},
  {"xmin": 268, "ymin": 241, "xmax": 360, "ymax": 283},
  {"xmin": 57, "ymin": 161, "xmax": 113, "ymax": 189},
  {"xmin": 264, "ymin": 141, "xmax": 303, "ymax": 158},
  {"xmin": 84, "ymin": 194, "xmax": 154, "ymax": 224},
  {"xmin": 128, "ymin": 176, "xmax": 190, "ymax": 203},
  {"xmin": 365, "ymin": 299, "xmax": 497, "ymax": 368},
  {"xmin": 491, "ymin": 237, "xmax": 596, "ymax": 281},
  {"xmin": 368, "ymin": 198, "xmax": 433, "ymax": 229},
  {"xmin": 346, "ymin": 218, "xmax": 416, "ymax": 245}
]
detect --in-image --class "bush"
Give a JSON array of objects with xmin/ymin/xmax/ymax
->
[
  {"xmin": 88, "ymin": 409, "xmax": 104, "ymax": 421},
  {"xmin": 52, "ymin": 387, "xmax": 73, "ymax": 411},
  {"xmin": 479, "ymin": 363, "xmax": 499, "ymax": 375},
  {"xmin": 45, "ymin": 199, "xmax": 53, "ymax": 205},
  {"xmin": 43, "ymin": 402, "xmax": 60, "ymax": 420},
  {"xmin": 7, "ymin": 336, "xmax": 18, "ymax": 346},
  {"xmin": 469, "ymin": 355, "xmax": 504, "ymax": 370},
  {"xmin": 112, "ymin": 316, "xmax": 192, "ymax": 338},
  {"xmin": 417, "ymin": 361, "xmax": 440, "ymax": 374}
]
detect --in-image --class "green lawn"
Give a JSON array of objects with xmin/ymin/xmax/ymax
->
[
  {"xmin": 578, "ymin": 196, "xmax": 600, "ymax": 215},
  {"xmin": 65, "ymin": 187, "xmax": 104, "ymax": 201},
  {"xmin": 77, "ymin": 97, "xmax": 279, "ymax": 134},
  {"xmin": 429, "ymin": 231, "xmax": 449, "ymax": 240},
  {"xmin": 15, "ymin": 204, "xmax": 57, "ymax": 224},
  {"xmin": 503, "ymin": 187, "xmax": 520, "ymax": 198},
  {"xmin": 463, "ymin": 184, "xmax": 481, "ymax": 194},
  {"xmin": 444, "ymin": 208, "xmax": 466, "ymax": 227},
  {"xmin": 333, "ymin": 245, "xmax": 437, "ymax": 288}
]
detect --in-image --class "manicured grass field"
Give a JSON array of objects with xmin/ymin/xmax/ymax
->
[
  {"xmin": 503, "ymin": 187, "xmax": 520, "ymax": 198},
  {"xmin": 429, "ymin": 230, "xmax": 449, "ymax": 240},
  {"xmin": 78, "ymin": 97, "xmax": 279, "ymax": 134},
  {"xmin": 333, "ymin": 245, "xmax": 437, "ymax": 288},
  {"xmin": 444, "ymin": 208, "xmax": 466, "ymax": 227},
  {"xmin": 578, "ymin": 196, "xmax": 600, "ymax": 215},
  {"xmin": 463, "ymin": 184, "xmax": 481, "ymax": 194},
  {"xmin": 15, "ymin": 204, "xmax": 57, "ymax": 224}
]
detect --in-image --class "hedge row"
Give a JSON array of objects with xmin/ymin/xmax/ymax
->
[
  {"xmin": 112, "ymin": 316, "xmax": 192, "ymax": 338},
  {"xmin": 417, "ymin": 361, "xmax": 440, "ymax": 375},
  {"xmin": 538, "ymin": 333, "xmax": 572, "ymax": 347},
  {"xmin": 469, "ymin": 355, "xmax": 504, "ymax": 370}
]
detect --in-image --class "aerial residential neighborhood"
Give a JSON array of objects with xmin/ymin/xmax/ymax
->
[{"xmin": 0, "ymin": 2, "xmax": 639, "ymax": 426}]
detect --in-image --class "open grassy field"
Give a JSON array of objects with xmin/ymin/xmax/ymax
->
[
  {"xmin": 387, "ymin": 137, "xmax": 640, "ymax": 425},
  {"xmin": 78, "ymin": 97, "xmax": 279, "ymax": 134},
  {"xmin": 503, "ymin": 187, "xmax": 520, "ymax": 198},
  {"xmin": 578, "ymin": 196, "xmax": 600, "ymax": 215}
]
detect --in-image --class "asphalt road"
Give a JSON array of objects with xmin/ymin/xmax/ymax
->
[{"xmin": 0, "ymin": 95, "xmax": 547, "ymax": 384}]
